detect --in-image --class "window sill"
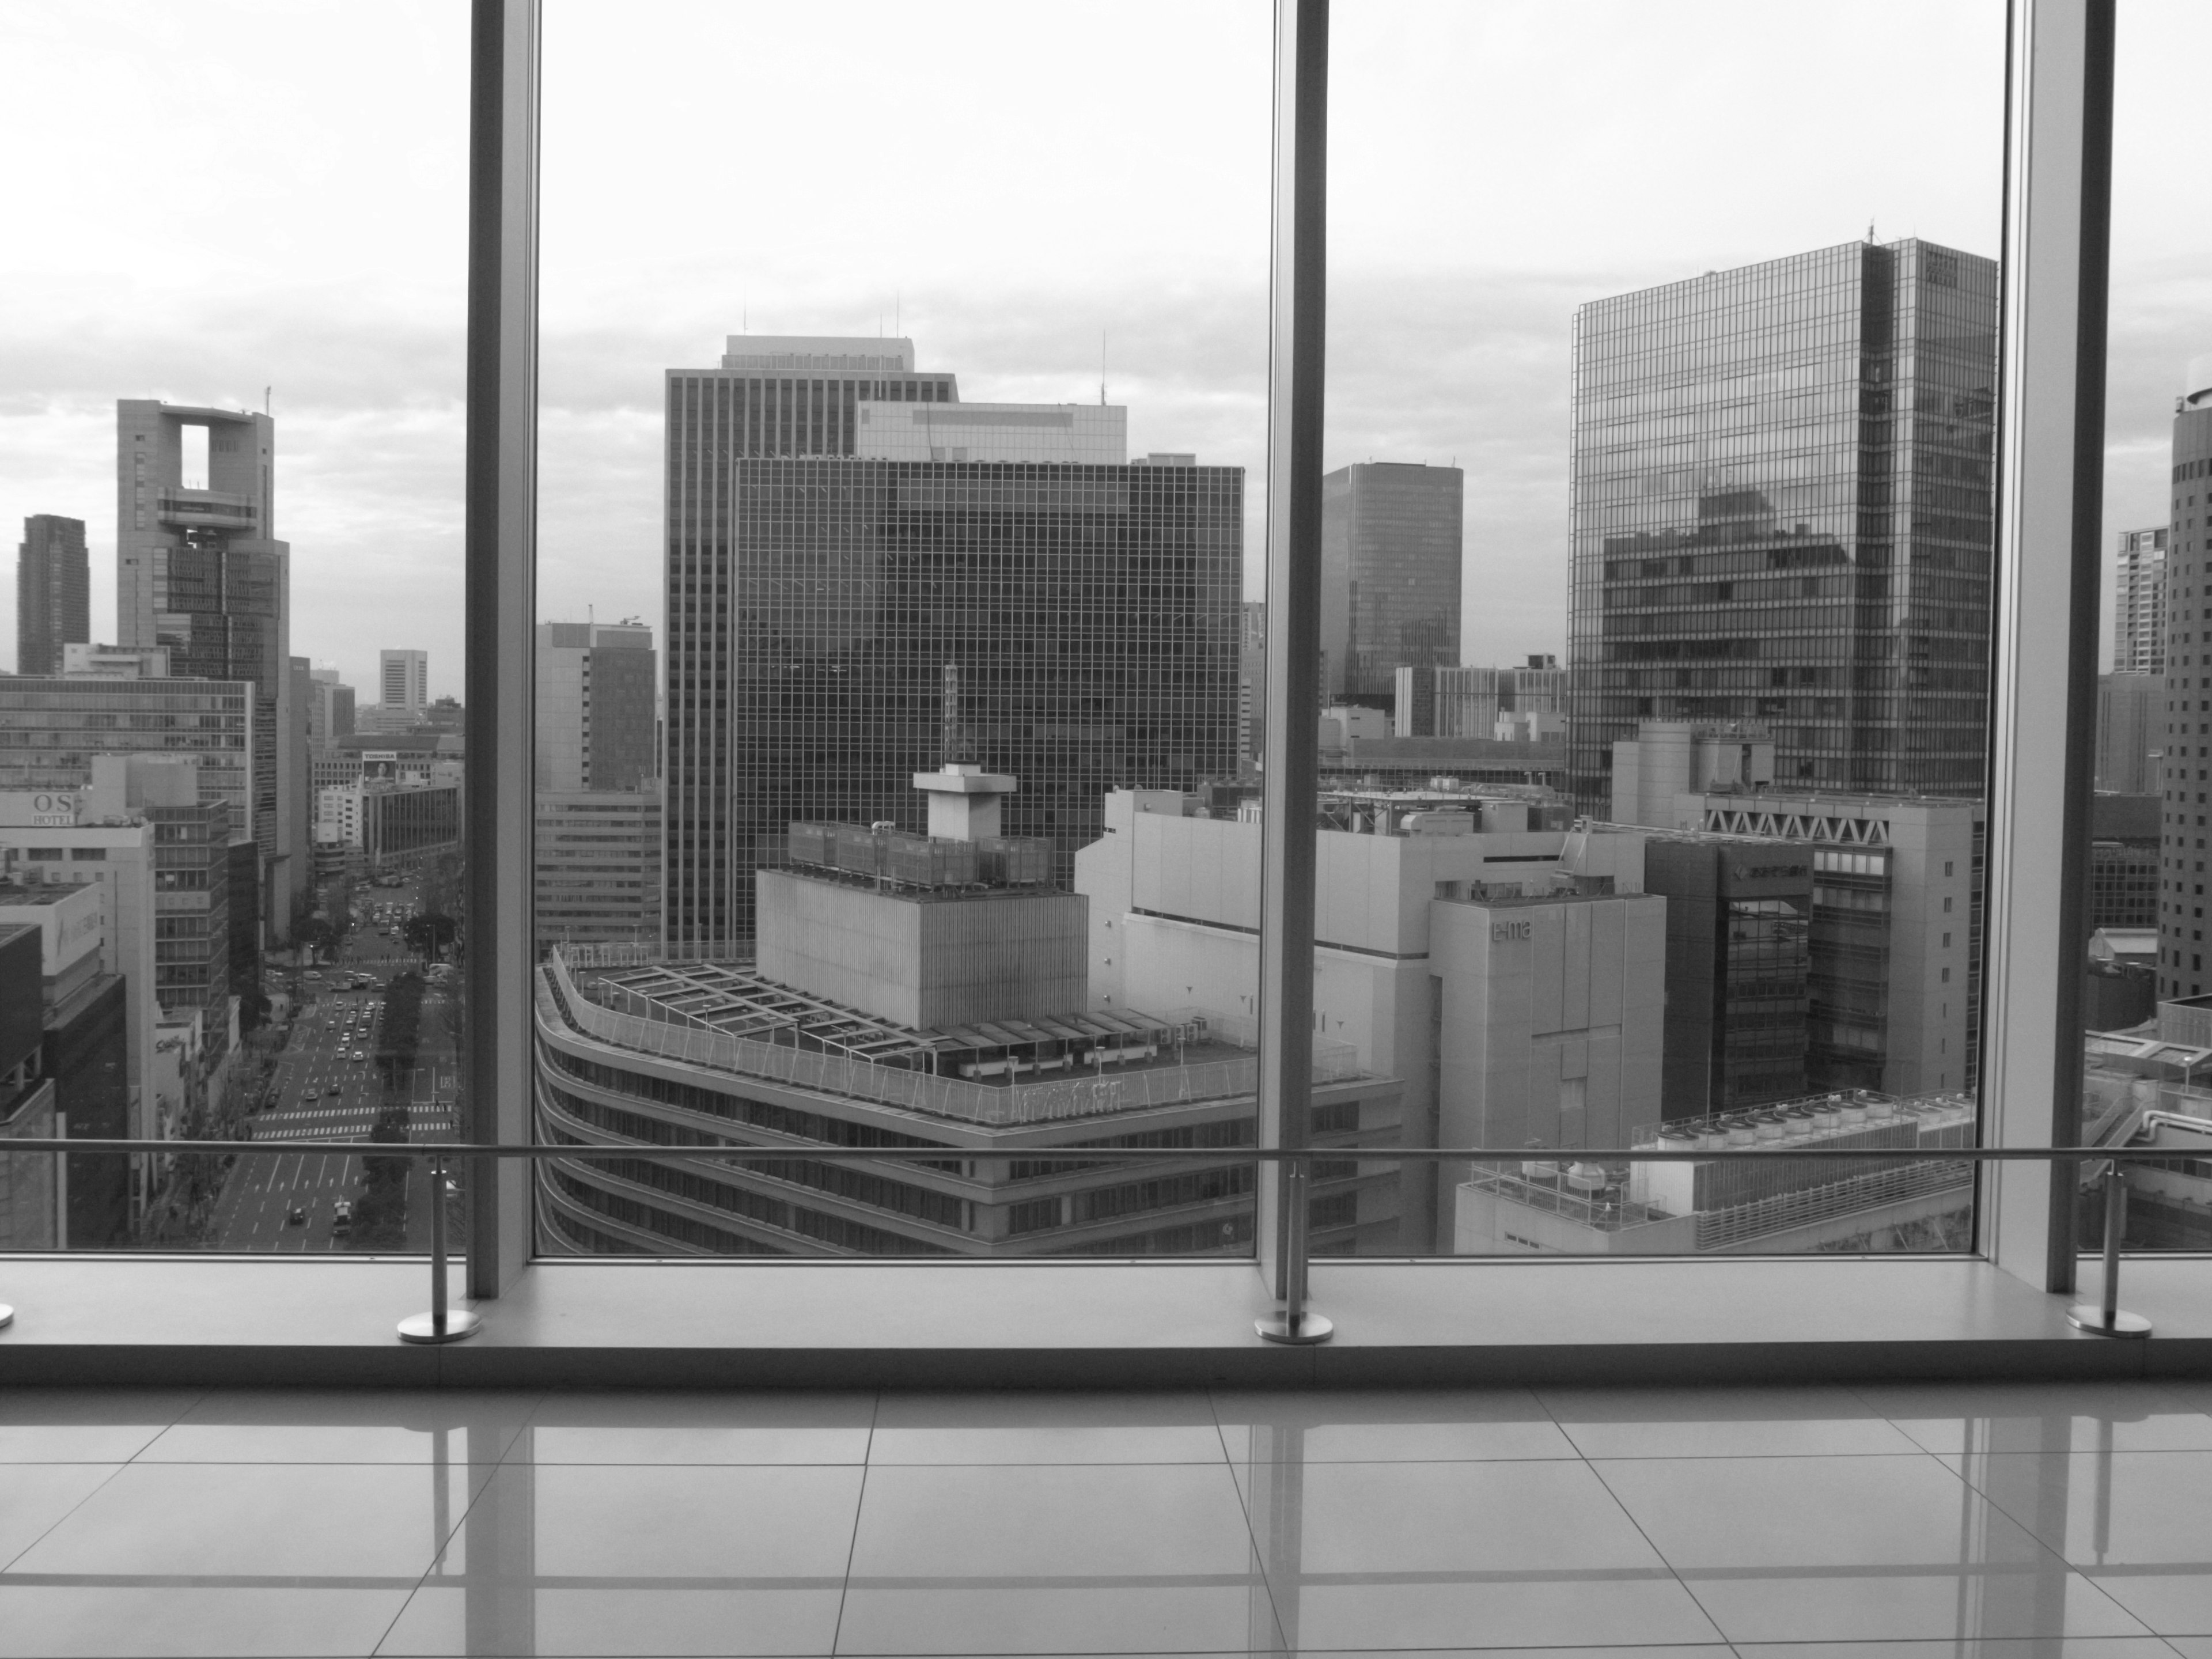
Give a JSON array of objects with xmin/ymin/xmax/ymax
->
[{"xmin": 0, "ymin": 1253, "xmax": 2204, "ymax": 1389}]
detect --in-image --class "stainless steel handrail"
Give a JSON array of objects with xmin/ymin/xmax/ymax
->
[{"xmin": 0, "ymin": 1137, "xmax": 2164, "ymax": 1346}]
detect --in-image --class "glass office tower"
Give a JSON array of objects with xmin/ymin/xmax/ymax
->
[
  {"xmin": 664, "ymin": 456, "xmax": 1241, "ymax": 953},
  {"xmin": 1566, "ymin": 239, "xmax": 1998, "ymax": 813},
  {"xmin": 1320, "ymin": 461, "xmax": 1463, "ymax": 704}
]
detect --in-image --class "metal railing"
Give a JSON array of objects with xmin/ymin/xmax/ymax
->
[{"xmin": 0, "ymin": 1138, "xmax": 2177, "ymax": 1347}]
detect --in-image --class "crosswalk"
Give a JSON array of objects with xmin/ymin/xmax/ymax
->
[{"xmin": 251, "ymin": 1105, "xmax": 456, "ymax": 1141}]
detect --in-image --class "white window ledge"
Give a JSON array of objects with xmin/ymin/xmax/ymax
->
[{"xmin": 0, "ymin": 1254, "xmax": 2205, "ymax": 1388}]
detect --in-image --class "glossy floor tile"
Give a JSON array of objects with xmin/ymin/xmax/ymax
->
[{"xmin": 0, "ymin": 1380, "xmax": 2205, "ymax": 1655}]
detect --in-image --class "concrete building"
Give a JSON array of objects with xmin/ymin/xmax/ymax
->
[
  {"xmin": 1609, "ymin": 720, "xmax": 1777, "ymax": 829},
  {"xmin": 535, "ymin": 621, "xmax": 656, "ymax": 793},
  {"xmin": 114, "ymin": 400, "xmax": 300, "ymax": 937},
  {"xmin": 380, "ymin": 649, "xmax": 427, "ymax": 714},
  {"xmin": 1455, "ymin": 1089, "xmax": 1975, "ymax": 1256},
  {"xmin": 854, "ymin": 401, "xmax": 1126, "ymax": 465},
  {"xmin": 1077, "ymin": 787, "xmax": 1650, "ymax": 1251},
  {"xmin": 2098, "ymin": 672, "xmax": 2162, "ymax": 795},
  {"xmin": 534, "ymin": 790, "xmax": 662, "ymax": 946},
  {"xmin": 0, "ymin": 771, "xmax": 160, "ymax": 1142},
  {"xmin": 18, "ymin": 514, "xmax": 88, "ymax": 679},
  {"xmin": 1685, "ymin": 789, "xmax": 1981, "ymax": 1096},
  {"xmin": 61, "ymin": 644, "xmax": 171, "ymax": 679},
  {"xmin": 1567, "ymin": 239, "xmax": 1998, "ymax": 812},
  {"xmin": 1429, "ymin": 658, "xmax": 1567, "ymax": 741},
  {"xmin": 306, "ymin": 667, "xmax": 355, "ymax": 745},
  {"xmin": 2114, "ymin": 526, "xmax": 2168, "ymax": 676},
  {"xmin": 0, "ymin": 923, "xmax": 60, "ymax": 1251},
  {"xmin": 313, "ymin": 782, "xmax": 460, "ymax": 877},
  {"xmin": 535, "ymin": 769, "xmax": 1401, "ymax": 1259},
  {"xmin": 1320, "ymin": 463, "xmax": 1463, "ymax": 706}
]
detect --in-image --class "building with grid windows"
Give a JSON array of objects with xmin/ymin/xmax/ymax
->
[
  {"xmin": 380, "ymin": 649, "xmax": 427, "ymax": 713},
  {"xmin": 1320, "ymin": 463, "xmax": 1462, "ymax": 706},
  {"xmin": 662, "ymin": 336, "xmax": 1241, "ymax": 953},
  {"xmin": 18, "ymin": 515, "xmax": 89, "ymax": 679},
  {"xmin": 2115, "ymin": 527, "xmax": 2168, "ymax": 676},
  {"xmin": 2158, "ymin": 358, "xmax": 2212, "ymax": 999},
  {"xmin": 1566, "ymin": 239, "xmax": 1998, "ymax": 815},
  {"xmin": 0, "ymin": 678, "xmax": 253, "ymax": 834},
  {"xmin": 536, "ymin": 621, "xmax": 655, "ymax": 793},
  {"xmin": 115, "ymin": 401, "xmax": 300, "ymax": 936},
  {"xmin": 535, "ymin": 790, "xmax": 662, "ymax": 946}
]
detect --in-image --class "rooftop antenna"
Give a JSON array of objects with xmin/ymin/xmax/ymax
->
[
  {"xmin": 264, "ymin": 385, "xmax": 271, "ymax": 416},
  {"xmin": 1867, "ymin": 218, "xmax": 1876, "ymax": 243}
]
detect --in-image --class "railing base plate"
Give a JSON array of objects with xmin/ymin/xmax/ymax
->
[
  {"xmin": 0, "ymin": 1304, "xmax": 12, "ymax": 1330},
  {"xmin": 398, "ymin": 1309, "xmax": 482, "ymax": 1346},
  {"xmin": 2066, "ymin": 1305, "xmax": 2150, "ymax": 1339},
  {"xmin": 1255, "ymin": 1311, "xmax": 1333, "ymax": 1345}
]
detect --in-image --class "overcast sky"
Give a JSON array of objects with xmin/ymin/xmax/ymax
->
[{"xmin": 1, "ymin": 0, "xmax": 2205, "ymax": 696}]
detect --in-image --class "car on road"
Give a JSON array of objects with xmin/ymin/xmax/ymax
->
[
  {"xmin": 325, "ymin": 1083, "xmax": 343, "ymax": 1096},
  {"xmin": 301, "ymin": 1091, "xmax": 317, "ymax": 1104},
  {"xmin": 351, "ymin": 1050, "xmax": 366, "ymax": 1062},
  {"xmin": 286, "ymin": 1206, "xmax": 306, "ymax": 1228},
  {"xmin": 331, "ymin": 1200, "xmax": 353, "ymax": 1236}
]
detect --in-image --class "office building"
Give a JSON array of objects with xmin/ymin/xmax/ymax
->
[
  {"xmin": 313, "ymin": 781, "xmax": 460, "ymax": 877},
  {"xmin": 0, "ymin": 873, "xmax": 130, "ymax": 1242},
  {"xmin": 18, "ymin": 514, "xmax": 89, "ymax": 679},
  {"xmin": 115, "ymin": 400, "xmax": 300, "ymax": 934},
  {"xmin": 2098, "ymin": 672, "xmax": 2162, "ymax": 794},
  {"xmin": 1609, "ymin": 719, "xmax": 1777, "ymax": 828},
  {"xmin": 1456, "ymin": 1089, "xmax": 1975, "ymax": 1255},
  {"xmin": 145, "ymin": 792, "xmax": 233, "ymax": 1044},
  {"xmin": 1688, "ymin": 789, "xmax": 1981, "ymax": 1096},
  {"xmin": 2114, "ymin": 526, "xmax": 2168, "ymax": 676},
  {"xmin": 61, "ymin": 644, "xmax": 170, "ymax": 679},
  {"xmin": 663, "ymin": 336, "xmax": 1239, "ymax": 952},
  {"xmin": 535, "ymin": 621, "xmax": 656, "ymax": 793},
  {"xmin": 535, "ymin": 790, "xmax": 662, "ymax": 947},
  {"xmin": 0, "ymin": 923, "xmax": 59, "ymax": 1250},
  {"xmin": 306, "ymin": 667, "xmax": 355, "ymax": 745},
  {"xmin": 1078, "ymin": 787, "xmax": 1647, "ymax": 1251},
  {"xmin": 537, "ymin": 772, "xmax": 1400, "ymax": 1259},
  {"xmin": 1566, "ymin": 239, "xmax": 1999, "ymax": 813},
  {"xmin": 380, "ymin": 649, "xmax": 428, "ymax": 713},
  {"xmin": 1637, "ymin": 832, "xmax": 1813, "ymax": 1120},
  {"xmin": 1430, "ymin": 657, "xmax": 1568, "ymax": 741},
  {"xmin": 0, "ymin": 677, "xmax": 253, "ymax": 838},
  {"xmin": 2090, "ymin": 792, "xmax": 2159, "ymax": 931},
  {"xmin": 2160, "ymin": 357, "xmax": 2212, "ymax": 1000},
  {"xmin": 1237, "ymin": 599, "xmax": 1264, "ymax": 772},
  {"xmin": 1320, "ymin": 462, "xmax": 1463, "ymax": 705}
]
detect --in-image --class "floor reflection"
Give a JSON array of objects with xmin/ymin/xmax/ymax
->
[{"xmin": 0, "ymin": 1381, "xmax": 2202, "ymax": 1654}]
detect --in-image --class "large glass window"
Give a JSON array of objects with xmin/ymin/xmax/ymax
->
[{"xmin": 0, "ymin": 2, "xmax": 467, "ymax": 1253}]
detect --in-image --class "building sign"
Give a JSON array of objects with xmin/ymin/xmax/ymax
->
[
  {"xmin": 1491, "ymin": 919, "xmax": 1532, "ymax": 942},
  {"xmin": 0, "ymin": 791, "xmax": 84, "ymax": 828}
]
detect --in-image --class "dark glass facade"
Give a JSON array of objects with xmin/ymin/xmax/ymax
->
[
  {"xmin": 17, "ymin": 514, "xmax": 89, "ymax": 678},
  {"xmin": 1567, "ymin": 239, "xmax": 1998, "ymax": 813},
  {"xmin": 1320, "ymin": 462, "xmax": 1462, "ymax": 704},
  {"xmin": 666, "ymin": 459, "xmax": 1242, "ymax": 950}
]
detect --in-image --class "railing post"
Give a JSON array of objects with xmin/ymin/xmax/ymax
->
[
  {"xmin": 2066, "ymin": 1158, "xmax": 2150, "ymax": 1338},
  {"xmin": 400, "ymin": 1150, "xmax": 482, "ymax": 1345},
  {"xmin": 1257, "ymin": 1153, "xmax": 1334, "ymax": 1345}
]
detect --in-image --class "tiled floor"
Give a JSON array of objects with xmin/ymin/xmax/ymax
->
[{"xmin": 0, "ymin": 1381, "xmax": 2207, "ymax": 1655}]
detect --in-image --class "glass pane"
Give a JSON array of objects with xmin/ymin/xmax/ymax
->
[
  {"xmin": 1308, "ymin": 0, "xmax": 2003, "ymax": 1255},
  {"xmin": 2080, "ymin": 0, "xmax": 2212, "ymax": 1257},
  {"xmin": 531, "ymin": 1, "xmax": 1272, "ymax": 1256},
  {"xmin": 0, "ymin": 3, "xmax": 466, "ymax": 1251}
]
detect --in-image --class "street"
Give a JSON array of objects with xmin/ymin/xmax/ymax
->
[{"xmin": 208, "ymin": 874, "xmax": 462, "ymax": 1253}]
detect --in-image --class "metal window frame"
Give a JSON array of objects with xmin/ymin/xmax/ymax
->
[{"xmin": 465, "ymin": 0, "xmax": 2115, "ymax": 1299}]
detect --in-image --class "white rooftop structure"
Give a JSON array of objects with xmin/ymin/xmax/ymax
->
[
  {"xmin": 857, "ymin": 401, "xmax": 1127, "ymax": 465},
  {"xmin": 721, "ymin": 335, "xmax": 915, "ymax": 373}
]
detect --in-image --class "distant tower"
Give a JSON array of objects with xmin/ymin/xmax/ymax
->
[
  {"xmin": 17, "ymin": 514, "xmax": 89, "ymax": 676},
  {"xmin": 115, "ymin": 399, "xmax": 299, "ymax": 933},
  {"xmin": 2113, "ymin": 526, "xmax": 2168, "ymax": 675},
  {"xmin": 380, "ymin": 648, "xmax": 428, "ymax": 712},
  {"xmin": 535, "ymin": 621, "xmax": 656, "ymax": 791},
  {"xmin": 1319, "ymin": 463, "xmax": 1464, "ymax": 706}
]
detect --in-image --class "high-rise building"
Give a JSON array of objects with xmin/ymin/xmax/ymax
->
[
  {"xmin": 2097, "ymin": 672, "xmax": 2162, "ymax": 794},
  {"xmin": 1319, "ymin": 462, "xmax": 1462, "ymax": 705},
  {"xmin": 662, "ymin": 336, "xmax": 1238, "ymax": 953},
  {"xmin": 2158, "ymin": 357, "xmax": 2212, "ymax": 999},
  {"xmin": 1237, "ymin": 599, "xmax": 1265, "ymax": 773},
  {"xmin": 1430, "ymin": 658, "xmax": 1570, "ymax": 741},
  {"xmin": 534, "ymin": 790, "xmax": 662, "ymax": 946},
  {"xmin": 1566, "ymin": 239, "xmax": 1999, "ymax": 813},
  {"xmin": 2089, "ymin": 791, "xmax": 2159, "ymax": 931},
  {"xmin": 535, "ymin": 621, "xmax": 655, "ymax": 792},
  {"xmin": 380, "ymin": 649, "xmax": 427, "ymax": 713},
  {"xmin": 2114, "ymin": 526, "xmax": 2168, "ymax": 676},
  {"xmin": 17, "ymin": 515, "xmax": 89, "ymax": 678},
  {"xmin": 114, "ymin": 400, "xmax": 300, "ymax": 934},
  {"xmin": 306, "ymin": 668, "xmax": 355, "ymax": 745}
]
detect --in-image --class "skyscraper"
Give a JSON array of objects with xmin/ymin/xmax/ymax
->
[
  {"xmin": 2114, "ymin": 526, "xmax": 2168, "ymax": 676},
  {"xmin": 535, "ymin": 621, "xmax": 655, "ymax": 792},
  {"xmin": 2158, "ymin": 358, "xmax": 2212, "ymax": 1000},
  {"xmin": 17, "ymin": 514, "xmax": 89, "ymax": 677},
  {"xmin": 1319, "ymin": 462, "xmax": 1463, "ymax": 705},
  {"xmin": 660, "ymin": 338, "xmax": 1240, "ymax": 953},
  {"xmin": 1566, "ymin": 238, "xmax": 1999, "ymax": 812},
  {"xmin": 380, "ymin": 649, "xmax": 427, "ymax": 712},
  {"xmin": 115, "ymin": 400, "xmax": 300, "ymax": 933}
]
